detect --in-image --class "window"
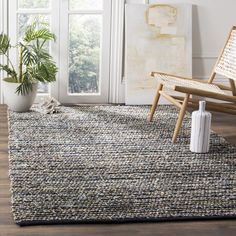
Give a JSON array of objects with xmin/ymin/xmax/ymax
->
[
  {"xmin": 9, "ymin": 0, "xmax": 112, "ymax": 103},
  {"xmin": 18, "ymin": 0, "xmax": 49, "ymax": 9},
  {"xmin": 68, "ymin": 3, "xmax": 102, "ymax": 94}
]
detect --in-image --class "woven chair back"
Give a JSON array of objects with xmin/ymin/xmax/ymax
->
[{"xmin": 215, "ymin": 27, "xmax": 236, "ymax": 81}]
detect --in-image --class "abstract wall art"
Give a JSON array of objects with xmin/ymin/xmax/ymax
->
[{"xmin": 125, "ymin": 3, "xmax": 192, "ymax": 104}]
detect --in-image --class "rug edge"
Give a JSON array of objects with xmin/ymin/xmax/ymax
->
[{"xmin": 16, "ymin": 215, "xmax": 236, "ymax": 226}]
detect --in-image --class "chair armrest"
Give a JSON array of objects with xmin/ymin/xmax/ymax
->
[{"xmin": 174, "ymin": 86, "xmax": 236, "ymax": 103}]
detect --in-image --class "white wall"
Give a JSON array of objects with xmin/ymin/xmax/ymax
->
[{"xmin": 122, "ymin": 0, "xmax": 236, "ymax": 103}]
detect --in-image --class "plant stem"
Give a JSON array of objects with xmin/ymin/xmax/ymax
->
[{"xmin": 18, "ymin": 45, "xmax": 23, "ymax": 83}]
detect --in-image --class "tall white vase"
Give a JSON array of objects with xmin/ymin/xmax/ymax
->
[{"xmin": 190, "ymin": 101, "xmax": 211, "ymax": 153}]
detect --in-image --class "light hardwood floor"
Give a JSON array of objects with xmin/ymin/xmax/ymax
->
[{"xmin": 0, "ymin": 105, "xmax": 235, "ymax": 236}]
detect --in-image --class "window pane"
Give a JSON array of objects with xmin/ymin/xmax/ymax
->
[
  {"xmin": 18, "ymin": 0, "xmax": 50, "ymax": 9},
  {"xmin": 70, "ymin": 0, "xmax": 103, "ymax": 10},
  {"xmin": 18, "ymin": 14, "xmax": 49, "ymax": 39},
  {"xmin": 69, "ymin": 15, "xmax": 102, "ymax": 94},
  {"xmin": 18, "ymin": 14, "xmax": 50, "ymax": 94}
]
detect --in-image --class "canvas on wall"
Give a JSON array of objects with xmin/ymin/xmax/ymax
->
[{"xmin": 125, "ymin": 3, "xmax": 192, "ymax": 105}]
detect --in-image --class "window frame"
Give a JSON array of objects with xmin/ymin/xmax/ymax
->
[{"xmin": 59, "ymin": 0, "xmax": 112, "ymax": 104}]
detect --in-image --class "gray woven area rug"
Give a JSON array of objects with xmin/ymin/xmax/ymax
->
[{"xmin": 8, "ymin": 105, "xmax": 236, "ymax": 225}]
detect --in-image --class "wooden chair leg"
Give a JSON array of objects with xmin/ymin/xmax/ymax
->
[
  {"xmin": 148, "ymin": 83, "xmax": 163, "ymax": 122},
  {"xmin": 172, "ymin": 94, "xmax": 190, "ymax": 143},
  {"xmin": 229, "ymin": 79, "xmax": 236, "ymax": 96}
]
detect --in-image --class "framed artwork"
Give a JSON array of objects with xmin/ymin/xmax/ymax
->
[{"xmin": 125, "ymin": 3, "xmax": 192, "ymax": 105}]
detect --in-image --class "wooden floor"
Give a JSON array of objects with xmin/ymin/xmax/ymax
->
[{"xmin": 0, "ymin": 104, "xmax": 235, "ymax": 236}]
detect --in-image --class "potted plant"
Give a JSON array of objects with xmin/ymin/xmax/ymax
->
[{"xmin": 0, "ymin": 19, "xmax": 57, "ymax": 112}]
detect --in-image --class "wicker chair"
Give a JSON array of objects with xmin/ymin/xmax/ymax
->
[{"xmin": 149, "ymin": 26, "xmax": 236, "ymax": 143}]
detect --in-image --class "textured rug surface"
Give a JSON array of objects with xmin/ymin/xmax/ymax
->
[{"xmin": 8, "ymin": 105, "xmax": 236, "ymax": 225}]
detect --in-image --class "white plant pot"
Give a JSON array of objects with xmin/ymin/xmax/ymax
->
[{"xmin": 2, "ymin": 78, "xmax": 38, "ymax": 112}]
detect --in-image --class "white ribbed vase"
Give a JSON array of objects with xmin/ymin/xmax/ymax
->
[{"xmin": 190, "ymin": 101, "xmax": 212, "ymax": 153}]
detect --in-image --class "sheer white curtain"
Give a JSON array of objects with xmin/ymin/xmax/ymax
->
[{"xmin": 109, "ymin": 0, "xmax": 126, "ymax": 103}]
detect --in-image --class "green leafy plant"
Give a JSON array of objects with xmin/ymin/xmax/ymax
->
[{"xmin": 0, "ymin": 19, "xmax": 57, "ymax": 95}]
